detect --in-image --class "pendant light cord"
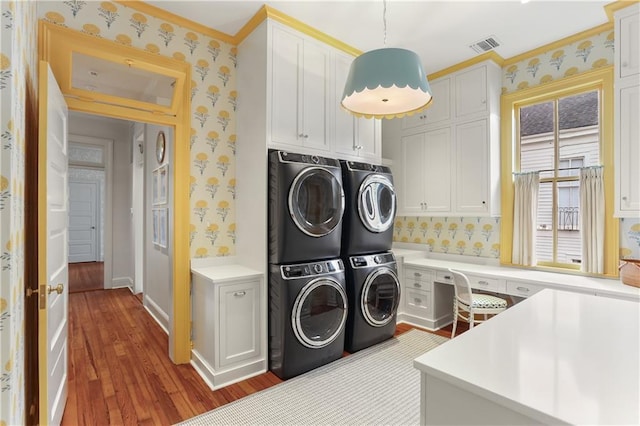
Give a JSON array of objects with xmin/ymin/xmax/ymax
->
[{"xmin": 383, "ymin": 0, "xmax": 387, "ymax": 46}]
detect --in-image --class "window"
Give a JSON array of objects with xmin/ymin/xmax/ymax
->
[
  {"xmin": 518, "ymin": 90, "xmax": 600, "ymax": 267},
  {"xmin": 500, "ymin": 68, "xmax": 617, "ymax": 276}
]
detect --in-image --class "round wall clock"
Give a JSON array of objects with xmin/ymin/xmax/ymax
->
[{"xmin": 156, "ymin": 131, "xmax": 166, "ymax": 164}]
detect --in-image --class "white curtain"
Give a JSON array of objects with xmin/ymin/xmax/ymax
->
[
  {"xmin": 580, "ymin": 166, "xmax": 604, "ymax": 274},
  {"xmin": 512, "ymin": 172, "xmax": 539, "ymax": 266}
]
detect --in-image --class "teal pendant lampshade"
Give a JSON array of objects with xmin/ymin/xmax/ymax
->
[{"xmin": 341, "ymin": 47, "xmax": 433, "ymax": 119}]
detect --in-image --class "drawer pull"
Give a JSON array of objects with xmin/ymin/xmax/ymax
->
[
  {"xmin": 234, "ymin": 291, "xmax": 246, "ymax": 297},
  {"xmin": 516, "ymin": 286, "xmax": 530, "ymax": 292},
  {"xmin": 478, "ymin": 280, "xmax": 489, "ymax": 285},
  {"xmin": 443, "ymin": 275, "xmax": 452, "ymax": 280},
  {"xmin": 413, "ymin": 272, "xmax": 422, "ymax": 277},
  {"xmin": 414, "ymin": 298, "xmax": 422, "ymax": 304},
  {"xmin": 413, "ymin": 283, "xmax": 422, "ymax": 288}
]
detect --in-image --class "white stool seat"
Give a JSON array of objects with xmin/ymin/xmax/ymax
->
[{"xmin": 470, "ymin": 294, "xmax": 508, "ymax": 310}]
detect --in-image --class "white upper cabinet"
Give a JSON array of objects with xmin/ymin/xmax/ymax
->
[
  {"xmin": 391, "ymin": 59, "xmax": 501, "ymax": 217},
  {"xmin": 402, "ymin": 77, "xmax": 451, "ymax": 133},
  {"xmin": 333, "ymin": 51, "xmax": 382, "ymax": 162},
  {"xmin": 614, "ymin": 3, "xmax": 640, "ymax": 217},
  {"xmin": 271, "ymin": 25, "xmax": 330, "ymax": 152}
]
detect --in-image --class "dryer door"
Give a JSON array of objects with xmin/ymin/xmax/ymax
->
[
  {"xmin": 288, "ymin": 167, "xmax": 345, "ymax": 237},
  {"xmin": 292, "ymin": 278, "xmax": 348, "ymax": 348},
  {"xmin": 361, "ymin": 267, "xmax": 400, "ymax": 327},
  {"xmin": 358, "ymin": 175, "xmax": 396, "ymax": 233}
]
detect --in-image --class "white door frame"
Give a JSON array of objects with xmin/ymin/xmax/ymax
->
[{"xmin": 68, "ymin": 134, "xmax": 113, "ymax": 287}]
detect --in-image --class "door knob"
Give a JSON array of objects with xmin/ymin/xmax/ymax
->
[
  {"xmin": 91, "ymin": 226, "xmax": 96, "ymax": 229},
  {"xmin": 47, "ymin": 283, "xmax": 64, "ymax": 295}
]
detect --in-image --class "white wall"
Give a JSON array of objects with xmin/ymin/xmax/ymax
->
[{"xmin": 68, "ymin": 112, "xmax": 134, "ymax": 288}]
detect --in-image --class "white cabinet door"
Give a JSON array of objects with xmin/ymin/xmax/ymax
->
[
  {"xmin": 618, "ymin": 85, "xmax": 640, "ymax": 214},
  {"xmin": 270, "ymin": 25, "xmax": 330, "ymax": 152},
  {"xmin": 217, "ymin": 279, "xmax": 261, "ymax": 369},
  {"xmin": 402, "ymin": 112, "xmax": 428, "ymax": 133},
  {"xmin": 619, "ymin": 10, "xmax": 639, "ymax": 79},
  {"xmin": 423, "ymin": 127, "xmax": 452, "ymax": 213},
  {"xmin": 333, "ymin": 51, "xmax": 358, "ymax": 158},
  {"xmin": 401, "ymin": 133, "xmax": 427, "ymax": 214},
  {"xmin": 424, "ymin": 77, "xmax": 451, "ymax": 126},
  {"xmin": 400, "ymin": 128, "xmax": 451, "ymax": 214},
  {"xmin": 302, "ymin": 38, "xmax": 330, "ymax": 151},
  {"xmin": 455, "ymin": 119, "xmax": 489, "ymax": 213},
  {"xmin": 355, "ymin": 117, "xmax": 381, "ymax": 162},
  {"xmin": 455, "ymin": 64, "xmax": 488, "ymax": 118}
]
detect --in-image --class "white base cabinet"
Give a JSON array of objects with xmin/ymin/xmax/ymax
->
[
  {"xmin": 614, "ymin": 3, "xmax": 640, "ymax": 217},
  {"xmin": 190, "ymin": 266, "xmax": 265, "ymax": 390}
]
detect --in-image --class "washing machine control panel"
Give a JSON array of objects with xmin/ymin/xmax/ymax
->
[
  {"xmin": 345, "ymin": 161, "xmax": 391, "ymax": 174},
  {"xmin": 278, "ymin": 151, "xmax": 340, "ymax": 168},
  {"xmin": 281, "ymin": 259, "xmax": 344, "ymax": 279},
  {"xmin": 349, "ymin": 252, "xmax": 396, "ymax": 268}
]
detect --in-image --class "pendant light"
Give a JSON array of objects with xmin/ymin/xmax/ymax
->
[{"xmin": 341, "ymin": 0, "xmax": 433, "ymax": 119}]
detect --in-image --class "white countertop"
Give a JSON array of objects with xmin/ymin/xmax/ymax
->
[
  {"xmin": 403, "ymin": 257, "xmax": 640, "ymax": 300},
  {"xmin": 191, "ymin": 264, "xmax": 263, "ymax": 282},
  {"xmin": 414, "ymin": 289, "xmax": 640, "ymax": 425}
]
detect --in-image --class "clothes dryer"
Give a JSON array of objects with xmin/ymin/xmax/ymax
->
[
  {"xmin": 343, "ymin": 251, "xmax": 400, "ymax": 353},
  {"xmin": 269, "ymin": 258, "xmax": 348, "ymax": 380},
  {"xmin": 269, "ymin": 150, "xmax": 345, "ymax": 264},
  {"xmin": 340, "ymin": 160, "xmax": 396, "ymax": 256}
]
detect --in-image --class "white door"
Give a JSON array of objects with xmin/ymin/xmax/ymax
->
[
  {"xmin": 68, "ymin": 180, "xmax": 98, "ymax": 263},
  {"xmin": 38, "ymin": 61, "xmax": 69, "ymax": 426}
]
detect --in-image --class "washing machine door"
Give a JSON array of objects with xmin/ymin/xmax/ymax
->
[
  {"xmin": 292, "ymin": 278, "xmax": 348, "ymax": 348},
  {"xmin": 288, "ymin": 167, "xmax": 345, "ymax": 237},
  {"xmin": 361, "ymin": 268, "xmax": 400, "ymax": 327},
  {"xmin": 358, "ymin": 175, "xmax": 396, "ymax": 233}
]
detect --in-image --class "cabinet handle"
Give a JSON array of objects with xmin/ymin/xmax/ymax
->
[
  {"xmin": 622, "ymin": 196, "xmax": 628, "ymax": 201},
  {"xmin": 516, "ymin": 286, "xmax": 530, "ymax": 292},
  {"xmin": 234, "ymin": 291, "xmax": 246, "ymax": 297},
  {"xmin": 414, "ymin": 272, "xmax": 422, "ymax": 277},
  {"xmin": 477, "ymin": 280, "xmax": 489, "ymax": 285},
  {"xmin": 298, "ymin": 133, "xmax": 309, "ymax": 139},
  {"xmin": 414, "ymin": 298, "xmax": 422, "ymax": 304},
  {"xmin": 443, "ymin": 275, "xmax": 452, "ymax": 280},
  {"xmin": 622, "ymin": 62, "xmax": 628, "ymax": 68},
  {"xmin": 413, "ymin": 283, "xmax": 422, "ymax": 288},
  {"xmin": 482, "ymin": 201, "xmax": 486, "ymax": 205}
]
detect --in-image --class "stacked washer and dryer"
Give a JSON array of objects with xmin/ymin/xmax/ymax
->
[
  {"xmin": 340, "ymin": 161, "xmax": 400, "ymax": 353},
  {"xmin": 268, "ymin": 150, "xmax": 399, "ymax": 380},
  {"xmin": 268, "ymin": 150, "xmax": 349, "ymax": 380}
]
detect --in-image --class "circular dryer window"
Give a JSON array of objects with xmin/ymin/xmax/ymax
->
[
  {"xmin": 288, "ymin": 167, "xmax": 345, "ymax": 237},
  {"xmin": 361, "ymin": 268, "xmax": 400, "ymax": 327},
  {"xmin": 292, "ymin": 278, "xmax": 348, "ymax": 349},
  {"xmin": 358, "ymin": 175, "xmax": 396, "ymax": 233}
]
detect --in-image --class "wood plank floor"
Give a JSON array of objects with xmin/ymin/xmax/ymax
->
[
  {"xmin": 63, "ymin": 288, "xmax": 469, "ymax": 425},
  {"xmin": 68, "ymin": 262, "xmax": 104, "ymax": 293}
]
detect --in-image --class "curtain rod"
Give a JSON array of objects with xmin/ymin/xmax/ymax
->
[{"xmin": 513, "ymin": 165, "xmax": 603, "ymax": 174}]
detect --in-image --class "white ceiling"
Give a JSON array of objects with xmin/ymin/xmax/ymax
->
[{"xmin": 145, "ymin": 0, "xmax": 611, "ymax": 75}]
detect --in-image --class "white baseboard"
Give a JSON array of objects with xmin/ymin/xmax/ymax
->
[
  {"xmin": 397, "ymin": 312, "xmax": 453, "ymax": 331},
  {"xmin": 191, "ymin": 349, "xmax": 266, "ymax": 391},
  {"xmin": 144, "ymin": 296, "xmax": 169, "ymax": 335},
  {"xmin": 112, "ymin": 276, "xmax": 133, "ymax": 290}
]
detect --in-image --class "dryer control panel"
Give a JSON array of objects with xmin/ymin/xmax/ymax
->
[
  {"xmin": 280, "ymin": 259, "xmax": 344, "ymax": 279},
  {"xmin": 349, "ymin": 252, "xmax": 396, "ymax": 268}
]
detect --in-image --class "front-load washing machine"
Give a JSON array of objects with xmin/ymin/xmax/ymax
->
[
  {"xmin": 343, "ymin": 251, "xmax": 400, "ymax": 353},
  {"xmin": 340, "ymin": 160, "xmax": 396, "ymax": 256},
  {"xmin": 269, "ymin": 258, "xmax": 348, "ymax": 380},
  {"xmin": 269, "ymin": 150, "xmax": 345, "ymax": 264}
]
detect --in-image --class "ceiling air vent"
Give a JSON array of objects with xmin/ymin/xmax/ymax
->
[{"xmin": 469, "ymin": 36, "xmax": 501, "ymax": 54}]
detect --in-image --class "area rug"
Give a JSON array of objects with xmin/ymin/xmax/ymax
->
[{"xmin": 178, "ymin": 329, "xmax": 448, "ymax": 425}]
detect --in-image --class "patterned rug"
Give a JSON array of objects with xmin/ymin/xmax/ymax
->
[{"xmin": 178, "ymin": 329, "xmax": 448, "ymax": 425}]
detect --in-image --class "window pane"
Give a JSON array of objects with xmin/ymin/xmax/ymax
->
[
  {"xmin": 558, "ymin": 91, "xmax": 600, "ymax": 176},
  {"xmin": 556, "ymin": 180, "xmax": 581, "ymax": 265},
  {"xmin": 519, "ymin": 101, "xmax": 554, "ymax": 176},
  {"xmin": 536, "ymin": 181, "xmax": 553, "ymax": 263}
]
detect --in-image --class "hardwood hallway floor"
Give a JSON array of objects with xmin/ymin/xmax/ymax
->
[
  {"xmin": 64, "ymin": 288, "xmax": 467, "ymax": 425},
  {"xmin": 68, "ymin": 261, "xmax": 104, "ymax": 293}
]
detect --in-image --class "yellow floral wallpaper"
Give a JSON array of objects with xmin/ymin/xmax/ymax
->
[
  {"xmin": 620, "ymin": 219, "xmax": 640, "ymax": 260},
  {"xmin": 393, "ymin": 216, "xmax": 502, "ymax": 259},
  {"xmin": 38, "ymin": 0, "xmax": 237, "ymax": 259},
  {"xmin": 1, "ymin": 0, "xmax": 35, "ymax": 423},
  {"xmin": 502, "ymin": 29, "xmax": 614, "ymax": 94}
]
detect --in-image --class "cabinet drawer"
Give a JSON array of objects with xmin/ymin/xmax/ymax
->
[
  {"xmin": 405, "ymin": 288, "xmax": 432, "ymax": 318},
  {"xmin": 435, "ymin": 270, "xmax": 455, "ymax": 285},
  {"xmin": 404, "ymin": 267, "xmax": 432, "ymax": 283},
  {"xmin": 467, "ymin": 274, "xmax": 504, "ymax": 293},
  {"xmin": 506, "ymin": 280, "xmax": 543, "ymax": 298}
]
